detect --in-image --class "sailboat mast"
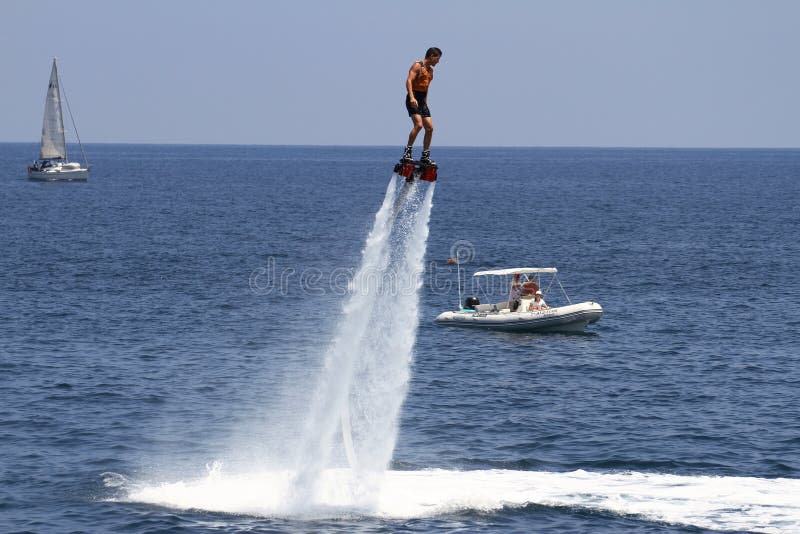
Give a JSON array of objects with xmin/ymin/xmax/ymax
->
[{"xmin": 56, "ymin": 60, "xmax": 67, "ymax": 162}]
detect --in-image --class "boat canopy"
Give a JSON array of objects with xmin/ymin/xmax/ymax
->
[{"xmin": 473, "ymin": 267, "xmax": 558, "ymax": 276}]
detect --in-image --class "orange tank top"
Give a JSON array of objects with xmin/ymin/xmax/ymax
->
[{"xmin": 411, "ymin": 61, "xmax": 433, "ymax": 91}]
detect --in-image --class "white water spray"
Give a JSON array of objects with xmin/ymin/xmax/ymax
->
[{"xmin": 290, "ymin": 176, "xmax": 435, "ymax": 507}]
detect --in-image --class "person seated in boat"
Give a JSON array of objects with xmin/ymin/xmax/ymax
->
[
  {"xmin": 529, "ymin": 290, "xmax": 549, "ymax": 310},
  {"xmin": 508, "ymin": 273, "xmax": 523, "ymax": 311}
]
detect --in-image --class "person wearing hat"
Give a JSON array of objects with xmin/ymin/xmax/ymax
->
[{"xmin": 530, "ymin": 290, "xmax": 549, "ymax": 310}]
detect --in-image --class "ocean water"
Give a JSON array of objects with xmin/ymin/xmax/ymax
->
[{"xmin": 1, "ymin": 143, "xmax": 799, "ymax": 533}]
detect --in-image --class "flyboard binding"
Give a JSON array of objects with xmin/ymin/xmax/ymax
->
[{"xmin": 393, "ymin": 159, "xmax": 438, "ymax": 183}]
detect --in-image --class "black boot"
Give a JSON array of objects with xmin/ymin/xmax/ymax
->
[
  {"xmin": 420, "ymin": 150, "xmax": 435, "ymax": 166},
  {"xmin": 401, "ymin": 146, "xmax": 413, "ymax": 162}
]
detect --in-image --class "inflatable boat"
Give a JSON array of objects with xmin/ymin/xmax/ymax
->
[{"xmin": 434, "ymin": 267, "xmax": 602, "ymax": 333}]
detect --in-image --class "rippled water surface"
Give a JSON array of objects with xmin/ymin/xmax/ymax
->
[{"xmin": 1, "ymin": 144, "xmax": 799, "ymax": 532}]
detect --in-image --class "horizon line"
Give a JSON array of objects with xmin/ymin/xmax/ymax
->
[{"xmin": 4, "ymin": 141, "xmax": 800, "ymax": 150}]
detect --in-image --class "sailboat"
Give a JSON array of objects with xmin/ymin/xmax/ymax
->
[{"xmin": 28, "ymin": 58, "xmax": 90, "ymax": 181}]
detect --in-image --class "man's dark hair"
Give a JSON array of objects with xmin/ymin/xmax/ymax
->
[{"xmin": 425, "ymin": 47, "xmax": 442, "ymax": 58}]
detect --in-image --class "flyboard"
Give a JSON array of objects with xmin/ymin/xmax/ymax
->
[{"xmin": 393, "ymin": 158, "xmax": 438, "ymax": 183}]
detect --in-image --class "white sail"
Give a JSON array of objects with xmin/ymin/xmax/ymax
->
[{"xmin": 39, "ymin": 59, "xmax": 66, "ymax": 160}]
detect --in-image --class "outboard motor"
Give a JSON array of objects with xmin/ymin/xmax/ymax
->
[{"xmin": 464, "ymin": 296, "xmax": 480, "ymax": 310}]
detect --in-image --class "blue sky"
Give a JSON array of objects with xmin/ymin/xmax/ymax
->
[{"xmin": 3, "ymin": 0, "xmax": 799, "ymax": 147}]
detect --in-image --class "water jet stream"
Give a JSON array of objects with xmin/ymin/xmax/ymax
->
[{"xmin": 292, "ymin": 175, "xmax": 435, "ymax": 506}]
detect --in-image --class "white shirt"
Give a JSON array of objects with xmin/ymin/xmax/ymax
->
[{"xmin": 530, "ymin": 297, "xmax": 548, "ymax": 310}]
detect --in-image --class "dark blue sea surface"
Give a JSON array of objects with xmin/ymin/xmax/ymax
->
[{"xmin": 1, "ymin": 144, "xmax": 799, "ymax": 532}]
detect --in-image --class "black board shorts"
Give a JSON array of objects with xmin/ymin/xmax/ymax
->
[{"xmin": 406, "ymin": 90, "xmax": 430, "ymax": 118}]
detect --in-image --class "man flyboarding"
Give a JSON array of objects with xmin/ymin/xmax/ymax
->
[{"xmin": 401, "ymin": 47, "xmax": 442, "ymax": 166}]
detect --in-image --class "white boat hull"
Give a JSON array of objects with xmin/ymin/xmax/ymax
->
[
  {"xmin": 434, "ymin": 301, "xmax": 603, "ymax": 333},
  {"xmin": 28, "ymin": 163, "xmax": 89, "ymax": 182}
]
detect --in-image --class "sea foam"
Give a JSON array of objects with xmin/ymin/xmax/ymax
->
[{"xmin": 122, "ymin": 467, "xmax": 800, "ymax": 532}]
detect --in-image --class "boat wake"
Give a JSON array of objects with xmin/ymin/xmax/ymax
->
[{"xmin": 114, "ymin": 467, "xmax": 799, "ymax": 532}]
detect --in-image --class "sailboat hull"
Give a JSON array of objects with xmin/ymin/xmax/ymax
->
[{"xmin": 28, "ymin": 164, "xmax": 89, "ymax": 182}]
